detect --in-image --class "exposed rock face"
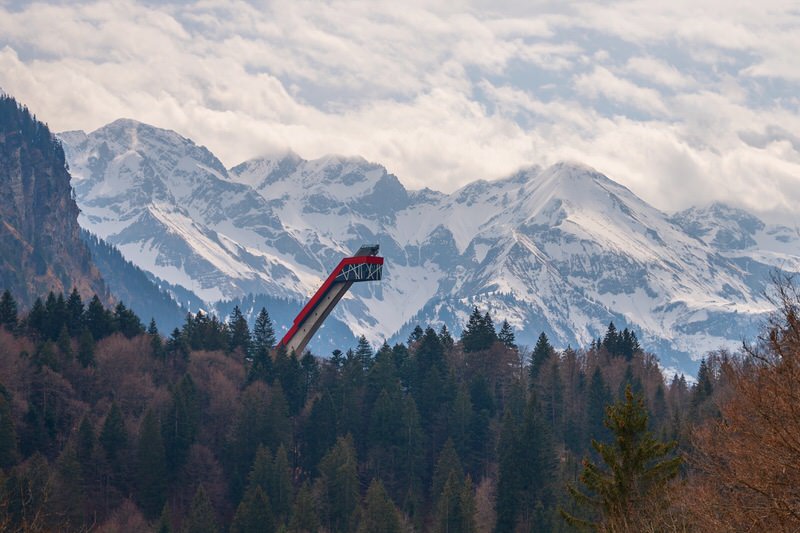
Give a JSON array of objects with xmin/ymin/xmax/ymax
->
[{"xmin": 0, "ymin": 95, "xmax": 107, "ymax": 307}]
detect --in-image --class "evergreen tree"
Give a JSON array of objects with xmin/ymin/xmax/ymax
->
[
  {"xmin": 0, "ymin": 386, "xmax": 19, "ymax": 468},
  {"xmin": 114, "ymin": 302, "xmax": 144, "ymax": 338},
  {"xmin": 56, "ymin": 325, "xmax": 72, "ymax": 360},
  {"xmin": 692, "ymin": 358, "xmax": 714, "ymax": 410},
  {"xmin": 27, "ymin": 297, "xmax": 46, "ymax": 338},
  {"xmin": 543, "ymin": 358, "xmax": 564, "ymax": 434},
  {"xmin": 0, "ymin": 289, "xmax": 18, "ymax": 329},
  {"xmin": 231, "ymin": 485, "xmax": 275, "ymax": 533},
  {"xmin": 301, "ymin": 350, "xmax": 320, "ymax": 394},
  {"xmin": 252, "ymin": 307, "xmax": 276, "ymax": 352},
  {"xmin": 290, "ymin": 482, "xmax": 320, "ymax": 533},
  {"xmin": 249, "ymin": 308, "xmax": 276, "ymax": 383},
  {"xmin": 496, "ymin": 392, "xmax": 557, "ymax": 532},
  {"xmin": 587, "ymin": 367, "xmax": 612, "ymax": 445},
  {"xmin": 358, "ymin": 479, "xmax": 402, "ymax": 533},
  {"xmin": 65, "ymin": 288, "xmax": 84, "ymax": 336},
  {"xmin": 498, "ymin": 320, "xmax": 517, "ymax": 350},
  {"xmin": 150, "ymin": 319, "xmax": 165, "ymax": 358},
  {"xmin": 330, "ymin": 349, "xmax": 345, "ymax": 371},
  {"xmin": 136, "ymin": 409, "xmax": 168, "ymax": 519},
  {"xmin": 434, "ymin": 470, "xmax": 478, "ymax": 533},
  {"xmin": 77, "ymin": 328, "xmax": 95, "ymax": 368},
  {"xmin": 438, "ymin": 324, "xmax": 455, "ymax": 351},
  {"xmin": 318, "ymin": 435, "xmax": 360, "ymax": 533},
  {"xmin": 275, "ymin": 350, "xmax": 305, "ymax": 415},
  {"xmin": 431, "ymin": 439, "xmax": 464, "ymax": 503},
  {"xmin": 408, "ymin": 325, "xmax": 424, "ymax": 345},
  {"xmin": 44, "ymin": 292, "xmax": 65, "ymax": 340},
  {"xmin": 76, "ymin": 416, "xmax": 95, "ymax": 474},
  {"xmin": 355, "ymin": 335, "xmax": 374, "ymax": 371},
  {"xmin": 162, "ymin": 373, "xmax": 199, "ymax": 475},
  {"xmin": 482, "ymin": 311, "xmax": 497, "ymax": 342},
  {"xmin": 602, "ymin": 322, "xmax": 619, "ymax": 356},
  {"xmin": 246, "ymin": 444, "xmax": 272, "ymax": 494},
  {"xmin": 530, "ymin": 332, "xmax": 554, "ymax": 380},
  {"xmin": 184, "ymin": 484, "xmax": 218, "ymax": 533},
  {"xmin": 460, "ymin": 307, "xmax": 483, "ymax": 353},
  {"xmin": 461, "ymin": 307, "xmax": 496, "ymax": 352},
  {"xmin": 270, "ymin": 444, "xmax": 293, "ymax": 524},
  {"xmin": 562, "ymin": 385, "xmax": 682, "ymax": 531},
  {"xmin": 100, "ymin": 401, "xmax": 127, "ymax": 464},
  {"xmin": 228, "ymin": 305, "xmax": 251, "ymax": 355},
  {"xmin": 166, "ymin": 327, "xmax": 189, "ymax": 359},
  {"xmin": 85, "ymin": 295, "xmax": 112, "ymax": 340},
  {"xmin": 157, "ymin": 504, "xmax": 173, "ymax": 533}
]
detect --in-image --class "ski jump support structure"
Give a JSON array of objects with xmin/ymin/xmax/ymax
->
[{"xmin": 279, "ymin": 244, "xmax": 384, "ymax": 356}]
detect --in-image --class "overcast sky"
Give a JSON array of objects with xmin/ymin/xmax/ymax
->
[{"xmin": 1, "ymin": 0, "xmax": 799, "ymax": 221}]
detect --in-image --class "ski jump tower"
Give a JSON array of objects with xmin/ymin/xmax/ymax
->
[{"xmin": 279, "ymin": 244, "xmax": 384, "ymax": 355}]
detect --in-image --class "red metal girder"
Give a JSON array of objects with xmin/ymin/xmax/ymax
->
[{"xmin": 279, "ymin": 255, "xmax": 384, "ymax": 349}]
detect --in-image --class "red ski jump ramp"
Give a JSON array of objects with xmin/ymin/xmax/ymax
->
[{"xmin": 279, "ymin": 244, "xmax": 384, "ymax": 355}]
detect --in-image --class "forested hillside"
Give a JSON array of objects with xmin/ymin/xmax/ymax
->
[{"xmin": 2, "ymin": 281, "xmax": 793, "ymax": 532}]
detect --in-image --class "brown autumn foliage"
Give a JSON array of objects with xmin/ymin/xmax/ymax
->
[{"xmin": 682, "ymin": 277, "xmax": 800, "ymax": 532}]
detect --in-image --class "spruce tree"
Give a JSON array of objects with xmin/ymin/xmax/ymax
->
[
  {"xmin": 163, "ymin": 373, "xmax": 199, "ymax": 475},
  {"xmin": 150, "ymin": 320, "xmax": 165, "ymax": 359},
  {"xmin": 77, "ymin": 328, "xmax": 95, "ymax": 368},
  {"xmin": 228, "ymin": 305, "xmax": 251, "ymax": 356},
  {"xmin": 289, "ymin": 481, "xmax": 320, "ymax": 533},
  {"xmin": 602, "ymin": 322, "xmax": 619, "ymax": 356},
  {"xmin": 0, "ymin": 386, "xmax": 19, "ymax": 468},
  {"xmin": 246, "ymin": 444, "xmax": 272, "ymax": 494},
  {"xmin": 318, "ymin": 435, "xmax": 360, "ymax": 533},
  {"xmin": 438, "ymin": 324, "xmax": 454, "ymax": 351},
  {"xmin": 562, "ymin": 385, "xmax": 681, "ymax": 531},
  {"xmin": 498, "ymin": 320, "xmax": 517, "ymax": 350},
  {"xmin": 460, "ymin": 307, "xmax": 485, "ymax": 353},
  {"xmin": 407, "ymin": 325, "xmax": 424, "ymax": 345},
  {"xmin": 530, "ymin": 332, "xmax": 553, "ymax": 380},
  {"xmin": 692, "ymin": 358, "xmax": 714, "ymax": 409},
  {"xmin": 85, "ymin": 295, "xmax": 111, "ymax": 340},
  {"xmin": 157, "ymin": 504, "xmax": 173, "ymax": 533},
  {"xmin": 249, "ymin": 308, "xmax": 275, "ymax": 383},
  {"xmin": 587, "ymin": 366, "xmax": 612, "ymax": 445},
  {"xmin": 27, "ymin": 297, "xmax": 46, "ymax": 338},
  {"xmin": 65, "ymin": 288, "xmax": 83, "ymax": 336},
  {"xmin": 76, "ymin": 416, "xmax": 95, "ymax": 474},
  {"xmin": 270, "ymin": 444, "xmax": 292, "ymax": 524},
  {"xmin": 231, "ymin": 485, "xmax": 275, "ymax": 533},
  {"xmin": 100, "ymin": 401, "xmax": 127, "ymax": 464},
  {"xmin": 184, "ymin": 484, "xmax": 218, "ymax": 533},
  {"xmin": 482, "ymin": 311, "xmax": 497, "ymax": 344},
  {"xmin": 358, "ymin": 479, "xmax": 402, "ymax": 533},
  {"xmin": 114, "ymin": 302, "xmax": 143, "ymax": 338},
  {"xmin": 56, "ymin": 325, "xmax": 72, "ymax": 360},
  {"xmin": 136, "ymin": 409, "xmax": 167, "ymax": 519},
  {"xmin": 496, "ymin": 391, "xmax": 557, "ymax": 532},
  {"xmin": 355, "ymin": 335, "xmax": 374, "ymax": 371},
  {"xmin": 0, "ymin": 289, "xmax": 17, "ymax": 329},
  {"xmin": 252, "ymin": 307, "xmax": 276, "ymax": 352}
]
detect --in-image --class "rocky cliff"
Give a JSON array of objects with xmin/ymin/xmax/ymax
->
[{"xmin": 0, "ymin": 95, "xmax": 107, "ymax": 307}]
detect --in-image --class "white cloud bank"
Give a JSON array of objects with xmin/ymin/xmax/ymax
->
[{"xmin": 0, "ymin": 0, "xmax": 799, "ymax": 222}]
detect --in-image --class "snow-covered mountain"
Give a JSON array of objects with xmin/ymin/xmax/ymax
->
[{"xmin": 59, "ymin": 120, "xmax": 800, "ymax": 372}]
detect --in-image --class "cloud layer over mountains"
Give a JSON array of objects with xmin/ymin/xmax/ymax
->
[{"xmin": 1, "ymin": 0, "xmax": 799, "ymax": 222}]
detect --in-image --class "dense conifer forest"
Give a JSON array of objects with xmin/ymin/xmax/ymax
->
[{"xmin": 0, "ymin": 282, "xmax": 798, "ymax": 532}]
